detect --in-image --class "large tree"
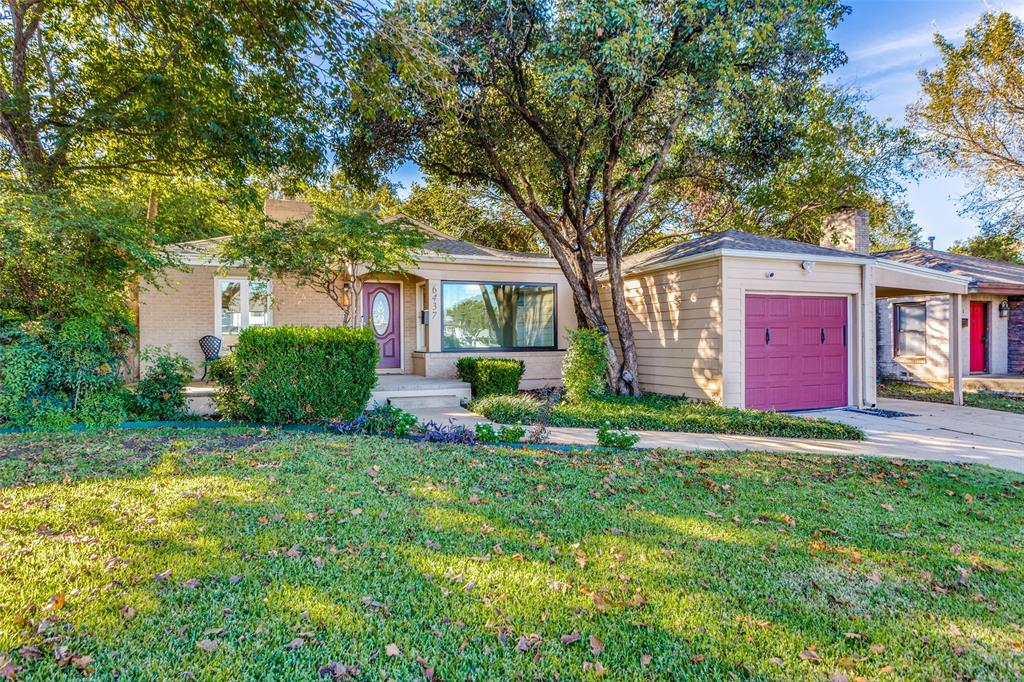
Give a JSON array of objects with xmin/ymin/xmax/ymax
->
[
  {"xmin": 911, "ymin": 11, "xmax": 1024, "ymax": 260},
  {"xmin": 344, "ymin": 0, "xmax": 847, "ymax": 393},
  {"xmin": 0, "ymin": 0, "xmax": 405, "ymax": 191}
]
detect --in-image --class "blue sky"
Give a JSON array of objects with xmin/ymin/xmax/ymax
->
[
  {"xmin": 834, "ymin": 0, "xmax": 1024, "ymax": 247},
  {"xmin": 389, "ymin": 1, "xmax": 1024, "ymax": 248}
]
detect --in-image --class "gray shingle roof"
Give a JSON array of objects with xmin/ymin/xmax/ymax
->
[
  {"xmin": 167, "ymin": 230, "xmax": 553, "ymax": 264},
  {"xmin": 878, "ymin": 247, "xmax": 1024, "ymax": 291},
  {"xmin": 612, "ymin": 229, "xmax": 872, "ymax": 276}
]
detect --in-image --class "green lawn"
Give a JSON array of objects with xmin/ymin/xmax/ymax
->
[
  {"xmin": 471, "ymin": 393, "xmax": 864, "ymax": 440},
  {"xmin": 1, "ymin": 430, "xmax": 1021, "ymax": 680},
  {"xmin": 879, "ymin": 380, "xmax": 1024, "ymax": 414}
]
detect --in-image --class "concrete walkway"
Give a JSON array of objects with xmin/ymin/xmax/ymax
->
[{"xmin": 409, "ymin": 398, "xmax": 1024, "ymax": 474}]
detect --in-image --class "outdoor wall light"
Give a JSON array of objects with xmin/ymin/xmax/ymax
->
[
  {"xmin": 999, "ymin": 300, "xmax": 1010, "ymax": 318},
  {"xmin": 802, "ymin": 260, "xmax": 815, "ymax": 271}
]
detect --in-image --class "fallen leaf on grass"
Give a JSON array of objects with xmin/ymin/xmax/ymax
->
[
  {"xmin": 690, "ymin": 654, "xmax": 705, "ymax": 664},
  {"xmin": 799, "ymin": 649, "xmax": 822, "ymax": 662},
  {"xmin": 284, "ymin": 638, "xmax": 305, "ymax": 651},
  {"xmin": 318, "ymin": 662, "xmax": 359, "ymax": 679},
  {"xmin": 119, "ymin": 605, "xmax": 136, "ymax": 620},
  {"xmin": 589, "ymin": 634, "xmax": 604, "ymax": 655},
  {"xmin": 0, "ymin": 657, "xmax": 22, "ymax": 681},
  {"xmin": 869, "ymin": 644, "xmax": 885, "ymax": 655},
  {"xmin": 560, "ymin": 632, "xmax": 581, "ymax": 645},
  {"xmin": 229, "ymin": 575, "xmax": 243, "ymax": 585},
  {"xmin": 640, "ymin": 654, "xmax": 652, "ymax": 666},
  {"xmin": 196, "ymin": 639, "xmax": 219, "ymax": 652},
  {"xmin": 183, "ymin": 579, "xmax": 201, "ymax": 589},
  {"xmin": 385, "ymin": 643, "xmax": 400, "ymax": 657}
]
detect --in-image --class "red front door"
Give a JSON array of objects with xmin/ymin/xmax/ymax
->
[
  {"xmin": 745, "ymin": 295, "xmax": 848, "ymax": 411},
  {"xmin": 970, "ymin": 301, "xmax": 988, "ymax": 373},
  {"xmin": 364, "ymin": 282, "xmax": 401, "ymax": 369}
]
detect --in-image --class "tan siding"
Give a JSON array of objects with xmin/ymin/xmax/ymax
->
[
  {"xmin": 600, "ymin": 259, "xmax": 723, "ymax": 401},
  {"xmin": 720, "ymin": 256, "xmax": 864, "ymax": 408}
]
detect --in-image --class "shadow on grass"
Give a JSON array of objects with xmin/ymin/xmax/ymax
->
[{"xmin": 0, "ymin": 431, "xmax": 1021, "ymax": 680}]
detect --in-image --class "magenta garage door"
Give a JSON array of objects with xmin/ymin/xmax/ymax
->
[{"xmin": 745, "ymin": 295, "xmax": 848, "ymax": 411}]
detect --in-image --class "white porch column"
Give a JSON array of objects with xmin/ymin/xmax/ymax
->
[
  {"xmin": 861, "ymin": 263, "xmax": 877, "ymax": 407},
  {"xmin": 949, "ymin": 293, "xmax": 964, "ymax": 406}
]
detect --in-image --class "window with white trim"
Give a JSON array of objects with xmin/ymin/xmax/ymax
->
[
  {"xmin": 894, "ymin": 302, "xmax": 927, "ymax": 358},
  {"xmin": 216, "ymin": 278, "xmax": 272, "ymax": 336}
]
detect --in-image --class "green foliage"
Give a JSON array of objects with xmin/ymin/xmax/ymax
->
[
  {"xmin": 79, "ymin": 387, "xmax": 132, "ymax": 429},
  {"xmin": 223, "ymin": 188, "xmax": 427, "ymax": 325},
  {"xmin": 455, "ymin": 358, "xmax": 525, "ymax": 398},
  {"xmin": 474, "ymin": 393, "xmax": 863, "ymax": 440},
  {"xmin": 473, "ymin": 423, "xmax": 498, "ymax": 442},
  {"xmin": 949, "ymin": 228, "xmax": 1024, "ymax": 264},
  {"xmin": 0, "ymin": 186, "xmax": 179, "ymax": 319},
  {"xmin": 596, "ymin": 422, "xmax": 640, "ymax": 449},
  {"xmin": 0, "ymin": 316, "xmax": 132, "ymax": 429},
  {"xmin": 911, "ymin": 12, "xmax": 1024, "ymax": 239},
  {"xmin": 562, "ymin": 329, "xmax": 608, "ymax": 403},
  {"xmin": 131, "ymin": 348, "xmax": 194, "ymax": 421},
  {"xmin": 207, "ymin": 356, "xmax": 247, "ymax": 421},
  {"xmin": 496, "ymin": 423, "xmax": 526, "ymax": 444},
  {"xmin": 364, "ymin": 403, "xmax": 419, "ymax": 436},
  {"xmin": 474, "ymin": 422, "xmax": 526, "ymax": 444},
  {"xmin": 401, "ymin": 176, "xmax": 543, "ymax": 253},
  {"xmin": 468, "ymin": 394, "xmax": 542, "ymax": 425},
  {"xmin": 0, "ymin": 0, "xmax": 371, "ymax": 191},
  {"xmin": 225, "ymin": 326, "xmax": 379, "ymax": 424}
]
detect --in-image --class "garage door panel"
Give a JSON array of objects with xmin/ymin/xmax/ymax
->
[{"xmin": 745, "ymin": 294, "xmax": 848, "ymax": 411}]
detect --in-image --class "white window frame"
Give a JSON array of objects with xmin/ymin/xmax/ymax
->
[
  {"xmin": 415, "ymin": 282, "xmax": 427, "ymax": 351},
  {"xmin": 214, "ymin": 277, "xmax": 273, "ymax": 338}
]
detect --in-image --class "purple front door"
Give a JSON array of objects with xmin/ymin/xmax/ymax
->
[
  {"xmin": 745, "ymin": 294, "xmax": 848, "ymax": 411},
  {"xmin": 365, "ymin": 283, "xmax": 401, "ymax": 369}
]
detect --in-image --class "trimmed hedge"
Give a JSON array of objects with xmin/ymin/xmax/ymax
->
[
  {"xmin": 455, "ymin": 357, "xmax": 525, "ymax": 397},
  {"xmin": 218, "ymin": 325, "xmax": 378, "ymax": 424},
  {"xmin": 469, "ymin": 393, "xmax": 864, "ymax": 440}
]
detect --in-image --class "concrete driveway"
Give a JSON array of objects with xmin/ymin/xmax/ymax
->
[{"xmin": 410, "ymin": 398, "xmax": 1024, "ymax": 474}]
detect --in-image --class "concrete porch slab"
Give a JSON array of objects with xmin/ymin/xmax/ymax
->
[{"xmin": 963, "ymin": 374, "xmax": 1024, "ymax": 393}]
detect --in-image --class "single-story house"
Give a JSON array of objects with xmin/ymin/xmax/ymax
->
[
  {"xmin": 141, "ymin": 199, "xmax": 576, "ymax": 401},
  {"xmin": 141, "ymin": 202, "xmax": 972, "ymax": 412},
  {"xmin": 875, "ymin": 247, "xmax": 1024, "ymax": 385}
]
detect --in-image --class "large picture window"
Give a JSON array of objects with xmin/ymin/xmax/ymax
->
[
  {"xmin": 894, "ymin": 302, "xmax": 927, "ymax": 358},
  {"xmin": 216, "ymin": 278, "xmax": 272, "ymax": 337},
  {"xmin": 442, "ymin": 282, "xmax": 556, "ymax": 351}
]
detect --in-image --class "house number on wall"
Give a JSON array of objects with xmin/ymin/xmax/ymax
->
[{"xmin": 431, "ymin": 285, "xmax": 439, "ymax": 319}]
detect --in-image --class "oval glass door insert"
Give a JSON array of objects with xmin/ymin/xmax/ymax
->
[{"xmin": 371, "ymin": 291, "xmax": 390, "ymax": 335}]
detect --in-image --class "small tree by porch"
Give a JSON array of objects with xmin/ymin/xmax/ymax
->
[{"xmin": 222, "ymin": 193, "xmax": 427, "ymax": 327}]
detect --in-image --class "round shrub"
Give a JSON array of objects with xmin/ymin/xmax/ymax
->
[
  {"xmin": 131, "ymin": 347, "xmax": 193, "ymax": 420},
  {"xmin": 469, "ymin": 393, "xmax": 541, "ymax": 424},
  {"xmin": 562, "ymin": 328, "xmax": 608, "ymax": 403},
  {"xmin": 455, "ymin": 357, "xmax": 526, "ymax": 397}
]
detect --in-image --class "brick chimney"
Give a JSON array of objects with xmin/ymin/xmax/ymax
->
[
  {"xmin": 821, "ymin": 207, "xmax": 870, "ymax": 255},
  {"xmin": 264, "ymin": 197, "xmax": 313, "ymax": 223}
]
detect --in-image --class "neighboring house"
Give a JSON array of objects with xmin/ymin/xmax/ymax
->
[
  {"xmin": 141, "ymin": 202, "xmax": 971, "ymax": 412},
  {"xmin": 875, "ymin": 247, "xmax": 1024, "ymax": 384},
  {"xmin": 140, "ymin": 199, "xmax": 575, "ymax": 391}
]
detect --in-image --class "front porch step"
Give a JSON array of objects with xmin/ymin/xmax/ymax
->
[{"xmin": 370, "ymin": 375, "xmax": 472, "ymax": 410}]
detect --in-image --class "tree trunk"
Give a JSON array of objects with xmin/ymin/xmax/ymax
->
[{"xmin": 602, "ymin": 248, "xmax": 641, "ymax": 396}]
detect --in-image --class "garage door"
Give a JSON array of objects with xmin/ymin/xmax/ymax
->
[{"xmin": 745, "ymin": 294, "xmax": 848, "ymax": 411}]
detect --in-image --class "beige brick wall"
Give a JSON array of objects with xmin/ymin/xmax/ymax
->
[{"xmin": 140, "ymin": 266, "xmax": 347, "ymax": 378}]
